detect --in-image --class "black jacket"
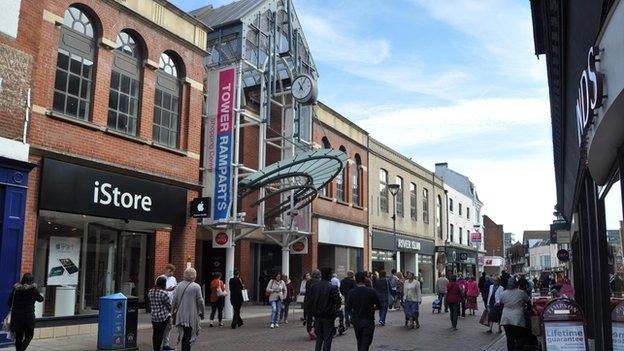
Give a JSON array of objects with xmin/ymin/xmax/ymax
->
[
  {"xmin": 305, "ymin": 279, "xmax": 341, "ymax": 319},
  {"xmin": 340, "ymin": 277, "xmax": 356, "ymax": 298},
  {"xmin": 8, "ymin": 284, "xmax": 44, "ymax": 331},
  {"xmin": 229, "ymin": 277, "xmax": 244, "ymax": 306}
]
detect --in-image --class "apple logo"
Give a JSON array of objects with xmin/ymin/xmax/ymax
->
[{"xmin": 197, "ymin": 201, "xmax": 204, "ymax": 212}]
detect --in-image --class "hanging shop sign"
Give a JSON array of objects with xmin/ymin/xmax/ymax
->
[
  {"xmin": 204, "ymin": 66, "xmax": 237, "ymax": 221},
  {"xmin": 39, "ymin": 159, "xmax": 187, "ymax": 225},
  {"xmin": 557, "ymin": 249, "xmax": 570, "ymax": 262},
  {"xmin": 290, "ymin": 238, "xmax": 309, "ymax": 255},
  {"xmin": 575, "ymin": 46, "xmax": 604, "ymax": 147},
  {"xmin": 612, "ymin": 301, "xmax": 624, "ymax": 351},
  {"xmin": 190, "ymin": 197, "xmax": 211, "ymax": 218},
  {"xmin": 542, "ymin": 298, "xmax": 587, "ymax": 351},
  {"xmin": 47, "ymin": 236, "xmax": 81, "ymax": 286},
  {"xmin": 471, "ymin": 232, "xmax": 482, "ymax": 243},
  {"xmin": 212, "ymin": 229, "xmax": 233, "ymax": 248}
]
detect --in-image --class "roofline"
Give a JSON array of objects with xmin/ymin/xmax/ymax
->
[
  {"xmin": 369, "ymin": 137, "xmax": 443, "ymax": 185},
  {"xmin": 316, "ymin": 101, "xmax": 369, "ymax": 136},
  {"xmin": 156, "ymin": 0, "xmax": 213, "ymax": 32}
]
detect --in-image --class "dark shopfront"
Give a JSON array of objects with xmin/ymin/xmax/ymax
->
[
  {"xmin": 371, "ymin": 231, "xmax": 435, "ymax": 294},
  {"xmin": 32, "ymin": 159, "xmax": 186, "ymax": 323},
  {"xmin": 445, "ymin": 246, "xmax": 477, "ymax": 278},
  {"xmin": 531, "ymin": 0, "xmax": 624, "ymax": 348}
]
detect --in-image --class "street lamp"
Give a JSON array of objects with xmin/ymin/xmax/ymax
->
[{"xmin": 388, "ymin": 183, "xmax": 401, "ymax": 271}]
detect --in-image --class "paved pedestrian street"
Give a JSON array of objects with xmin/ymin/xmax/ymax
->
[{"xmin": 28, "ymin": 296, "xmax": 506, "ymax": 351}]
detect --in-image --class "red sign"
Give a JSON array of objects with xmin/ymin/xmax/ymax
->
[
  {"xmin": 215, "ymin": 232, "xmax": 229, "ymax": 245},
  {"xmin": 471, "ymin": 232, "xmax": 482, "ymax": 243},
  {"xmin": 292, "ymin": 242, "xmax": 305, "ymax": 252}
]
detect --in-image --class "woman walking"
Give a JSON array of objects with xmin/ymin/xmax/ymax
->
[
  {"xmin": 299, "ymin": 273, "xmax": 310, "ymax": 324},
  {"xmin": 266, "ymin": 273, "xmax": 286, "ymax": 329},
  {"xmin": 486, "ymin": 276, "xmax": 504, "ymax": 334},
  {"xmin": 209, "ymin": 272, "xmax": 227, "ymax": 327},
  {"xmin": 403, "ymin": 272, "xmax": 422, "ymax": 329},
  {"xmin": 279, "ymin": 275, "xmax": 294, "ymax": 324},
  {"xmin": 446, "ymin": 275, "xmax": 462, "ymax": 331},
  {"xmin": 395, "ymin": 271, "xmax": 405, "ymax": 311},
  {"xmin": 500, "ymin": 279, "xmax": 530, "ymax": 350},
  {"xmin": 465, "ymin": 277, "xmax": 480, "ymax": 315},
  {"xmin": 149, "ymin": 276, "xmax": 171, "ymax": 351},
  {"xmin": 7, "ymin": 273, "xmax": 43, "ymax": 351},
  {"xmin": 229, "ymin": 269, "xmax": 244, "ymax": 329},
  {"xmin": 373, "ymin": 271, "xmax": 390, "ymax": 326},
  {"xmin": 172, "ymin": 268, "xmax": 205, "ymax": 351}
]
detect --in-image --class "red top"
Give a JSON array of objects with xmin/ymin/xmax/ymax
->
[
  {"xmin": 210, "ymin": 279, "xmax": 226, "ymax": 303},
  {"xmin": 446, "ymin": 281, "xmax": 462, "ymax": 303}
]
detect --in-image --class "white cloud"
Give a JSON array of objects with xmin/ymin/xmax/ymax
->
[{"xmin": 352, "ymin": 97, "xmax": 550, "ymax": 148}]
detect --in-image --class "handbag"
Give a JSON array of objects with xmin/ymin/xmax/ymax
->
[
  {"xmin": 172, "ymin": 282, "xmax": 190, "ymax": 325},
  {"xmin": 479, "ymin": 308, "xmax": 489, "ymax": 327},
  {"xmin": 296, "ymin": 294, "xmax": 305, "ymax": 303},
  {"xmin": 2, "ymin": 290, "xmax": 14, "ymax": 333},
  {"xmin": 241, "ymin": 289, "xmax": 249, "ymax": 302}
]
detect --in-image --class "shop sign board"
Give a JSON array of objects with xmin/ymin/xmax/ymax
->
[
  {"xmin": 575, "ymin": 46, "xmax": 604, "ymax": 147},
  {"xmin": 190, "ymin": 197, "xmax": 211, "ymax": 218},
  {"xmin": 557, "ymin": 249, "xmax": 570, "ymax": 262},
  {"xmin": 542, "ymin": 298, "xmax": 587, "ymax": 351},
  {"xmin": 290, "ymin": 238, "xmax": 309, "ymax": 254},
  {"xmin": 396, "ymin": 237, "xmax": 421, "ymax": 251},
  {"xmin": 39, "ymin": 159, "xmax": 187, "ymax": 225},
  {"xmin": 612, "ymin": 301, "xmax": 624, "ymax": 351},
  {"xmin": 471, "ymin": 232, "xmax": 482, "ymax": 243},
  {"xmin": 212, "ymin": 229, "xmax": 233, "ymax": 248},
  {"xmin": 210, "ymin": 67, "xmax": 237, "ymax": 221},
  {"xmin": 47, "ymin": 236, "xmax": 81, "ymax": 286}
]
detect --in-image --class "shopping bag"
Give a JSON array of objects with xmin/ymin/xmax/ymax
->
[
  {"xmin": 241, "ymin": 289, "xmax": 249, "ymax": 302},
  {"xmin": 296, "ymin": 294, "xmax": 305, "ymax": 303},
  {"xmin": 479, "ymin": 309, "xmax": 489, "ymax": 327},
  {"xmin": 1, "ymin": 312, "xmax": 11, "ymax": 333}
]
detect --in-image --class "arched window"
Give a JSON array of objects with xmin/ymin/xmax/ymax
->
[
  {"xmin": 108, "ymin": 30, "xmax": 143, "ymax": 135},
  {"xmin": 53, "ymin": 6, "xmax": 97, "ymax": 120},
  {"xmin": 352, "ymin": 154, "xmax": 361, "ymax": 205},
  {"xmin": 436, "ymin": 195, "xmax": 443, "ymax": 239},
  {"xmin": 336, "ymin": 146, "xmax": 347, "ymax": 202},
  {"xmin": 379, "ymin": 169, "xmax": 389, "ymax": 213},
  {"xmin": 320, "ymin": 137, "xmax": 332, "ymax": 197},
  {"xmin": 153, "ymin": 52, "xmax": 181, "ymax": 148}
]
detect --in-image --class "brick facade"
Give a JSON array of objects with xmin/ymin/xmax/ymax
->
[
  {"xmin": 2, "ymin": 0, "xmax": 207, "ymax": 294},
  {"xmin": 484, "ymin": 215, "xmax": 505, "ymax": 257}
]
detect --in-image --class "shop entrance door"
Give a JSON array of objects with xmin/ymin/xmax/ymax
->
[
  {"xmin": 118, "ymin": 232, "xmax": 147, "ymax": 304},
  {"xmin": 83, "ymin": 224, "xmax": 117, "ymax": 311}
]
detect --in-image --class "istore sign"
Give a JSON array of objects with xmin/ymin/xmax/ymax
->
[{"xmin": 40, "ymin": 159, "xmax": 187, "ymax": 225}]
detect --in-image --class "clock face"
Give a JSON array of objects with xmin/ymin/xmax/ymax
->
[{"xmin": 292, "ymin": 75, "xmax": 314, "ymax": 102}]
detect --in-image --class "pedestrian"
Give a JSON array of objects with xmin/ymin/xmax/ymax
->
[
  {"xmin": 229, "ymin": 269, "xmax": 244, "ymax": 329},
  {"xmin": 306, "ymin": 267, "xmax": 342, "ymax": 351},
  {"xmin": 300, "ymin": 273, "xmax": 311, "ymax": 324},
  {"xmin": 560, "ymin": 277, "xmax": 575, "ymax": 299},
  {"xmin": 435, "ymin": 273, "xmax": 449, "ymax": 313},
  {"xmin": 482, "ymin": 275, "xmax": 493, "ymax": 306},
  {"xmin": 346, "ymin": 272, "xmax": 381, "ymax": 351},
  {"xmin": 160, "ymin": 263, "xmax": 177, "ymax": 351},
  {"xmin": 340, "ymin": 271, "xmax": 356, "ymax": 329},
  {"xmin": 266, "ymin": 272, "xmax": 286, "ymax": 329},
  {"xmin": 486, "ymin": 276, "xmax": 504, "ymax": 334},
  {"xmin": 458, "ymin": 274, "xmax": 467, "ymax": 318},
  {"xmin": 6, "ymin": 273, "xmax": 43, "ymax": 351},
  {"xmin": 364, "ymin": 272, "xmax": 373, "ymax": 288},
  {"xmin": 501, "ymin": 270, "xmax": 510, "ymax": 291},
  {"xmin": 446, "ymin": 275, "xmax": 462, "ymax": 331},
  {"xmin": 331, "ymin": 273, "xmax": 341, "ymax": 289},
  {"xmin": 500, "ymin": 279, "xmax": 530, "ymax": 350},
  {"xmin": 465, "ymin": 276, "xmax": 480, "ymax": 315},
  {"xmin": 172, "ymin": 267, "xmax": 205, "ymax": 351},
  {"xmin": 372, "ymin": 270, "xmax": 390, "ymax": 326},
  {"xmin": 209, "ymin": 272, "xmax": 227, "ymax": 327},
  {"xmin": 149, "ymin": 276, "xmax": 171, "ymax": 351},
  {"xmin": 279, "ymin": 274, "xmax": 294, "ymax": 324},
  {"xmin": 403, "ymin": 271, "xmax": 422, "ymax": 329},
  {"xmin": 259, "ymin": 270, "xmax": 270, "ymax": 305},
  {"xmin": 389, "ymin": 269, "xmax": 399, "ymax": 310},
  {"xmin": 478, "ymin": 272, "xmax": 487, "ymax": 302},
  {"xmin": 394, "ymin": 271, "xmax": 404, "ymax": 311},
  {"xmin": 304, "ymin": 269, "xmax": 322, "ymax": 339}
]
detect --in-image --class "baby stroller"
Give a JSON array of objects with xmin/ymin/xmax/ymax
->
[{"xmin": 432, "ymin": 298, "xmax": 442, "ymax": 313}]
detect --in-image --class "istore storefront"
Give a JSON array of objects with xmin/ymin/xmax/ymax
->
[{"xmin": 33, "ymin": 159, "xmax": 187, "ymax": 321}]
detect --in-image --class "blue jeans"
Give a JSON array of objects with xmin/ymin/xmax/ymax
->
[
  {"xmin": 271, "ymin": 300, "xmax": 281, "ymax": 324},
  {"xmin": 378, "ymin": 301, "xmax": 388, "ymax": 324}
]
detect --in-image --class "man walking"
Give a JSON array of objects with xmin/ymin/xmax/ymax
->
[
  {"xmin": 304, "ymin": 269, "xmax": 322, "ymax": 339},
  {"xmin": 435, "ymin": 273, "xmax": 449, "ymax": 313},
  {"xmin": 160, "ymin": 263, "xmax": 177, "ymax": 351},
  {"xmin": 306, "ymin": 267, "xmax": 342, "ymax": 351},
  {"xmin": 346, "ymin": 272, "xmax": 381, "ymax": 351},
  {"xmin": 389, "ymin": 269, "xmax": 399, "ymax": 310},
  {"xmin": 340, "ymin": 271, "xmax": 356, "ymax": 329}
]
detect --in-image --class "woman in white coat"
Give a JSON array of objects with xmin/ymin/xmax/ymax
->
[{"xmin": 486, "ymin": 276, "xmax": 504, "ymax": 334}]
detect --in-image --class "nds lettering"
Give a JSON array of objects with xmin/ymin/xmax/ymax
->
[{"xmin": 93, "ymin": 181, "xmax": 152, "ymax": 211}]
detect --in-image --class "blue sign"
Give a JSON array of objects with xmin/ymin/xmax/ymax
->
[{"xmin": 212, "ymin": 68, "xmax": 235, "ymax": 220}]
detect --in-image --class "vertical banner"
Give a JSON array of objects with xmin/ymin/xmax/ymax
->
[{"xmin": 205, "ymin": 66, "xmax": 237, "ymax": 221}]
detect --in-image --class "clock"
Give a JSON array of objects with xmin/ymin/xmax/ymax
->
[{"xmin": 291, "ymin": 74, "xmax": 317, "ymax": 104}]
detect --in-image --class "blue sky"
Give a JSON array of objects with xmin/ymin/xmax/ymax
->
[{"xmin": 172, "ymin": 0, "xmax": 554, "ymax": 240}]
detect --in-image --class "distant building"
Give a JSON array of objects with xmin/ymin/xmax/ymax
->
[
  {"xmin": 523, "ymin": 231, "xmax": 550, "ymax": 267},
  {"xmin": 528, "ymin": 238, "xmax": 559, "ymax": 277},
  {"xmin": 484, "ymin": 215, "xmax": 505, "ymax": 257},
  {"xmin": 503, "ymin": 232, "xmax": 514, "ymax": 253},
  {"xmin": 507, "ymin": 242, "xmax": 527, "ymax": 274}
]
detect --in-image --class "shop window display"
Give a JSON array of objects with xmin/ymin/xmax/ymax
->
[{"xmin": 605, "ymin": 178, "xmax": 623, "ymax": 298}]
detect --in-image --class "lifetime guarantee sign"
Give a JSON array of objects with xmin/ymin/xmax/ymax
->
[{"xmin": 213, "ymin": 67, "xmax": 236, "ymax": 220}]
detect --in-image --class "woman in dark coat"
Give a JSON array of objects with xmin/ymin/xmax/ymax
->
[
  {"xmin": 8, "ymin": 273, "xmax": 44, "ymax": 351},
  {"xmin": 373, "ymin": 270, "xmax": 390, "ymax": 326},
  {"xmin": 228, "ymin": 269, "xmax": 244, "ymax": 329}
]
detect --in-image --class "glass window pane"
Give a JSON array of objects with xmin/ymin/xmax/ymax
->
[
  {"xmin": 66, "ymin": 96, "xmax": 78, "ymax": 116},
  {"xmin": 169, "ymin": 131, "xmax": 177, "ymax": 147},
  {"xmin": 153, "ymin": 125, "xmax": 160, "ymax": 141},
  {"xmin": 80, "ymin": 79, "xmax": 89, "ymax": 99},
  {"xmin": 163, "ymin": 92, "xmax": 171, "ymax": 110},
  {"xmin": 162, "ymin": 111, "xmax": 170, "ymax": 127},
  {"xmin": 53, "ymin": 92, "xmax": 65, "ymax": 112},
  {"xmin": 119, "ymin": 94, "xmax": 129, "ymax": 113},
  {"xmin": 78, "ymin": 100, "xmax": 87, "ymax": 119},
  {"xmin": 109, "ymin": 91, "xmax": 118, "ymax": 110},
  {"xmin": 160, "ymin": 128, "xmax": 169, "ymax": 145},
  {"xmin": 57, "ymin": 50, "xmax": 69, "ymax": 69},
  {"xmin": 55, "ymin": 71, "xmax": 67, "ymax": 91},
  {"xmin": 120, "ymin": 75, "xmax": 130, "ymax": 94},
  {"xmin": 172, "ymin": 97, "xmax": 179, "ymax": 112},
  {"xmin": 153, "ymin": 108, "xmax": 161, "ymax": 124},
  {"xmin": 70, "ymin": 55, "xmax": 82, "ymax": 75},
  {"xmin": 107, "ymin": 110, "xmax": 117, "ymax": 127},
  {"xmin": 110, "ymin": 71, "xmax": 120, "ymax": 89},
  {"xmin": 68, "ymin": 75, "xmax": 80, "ymax": 96},
  {"xmin": 131, "ymin": 79, "xmax": 139, "ymax": 97},
  {"xmin": 117, "ymin": 114, "xmax": 128, "ymax": 130},
  {"xmin": 83, "ymin": 60, "xmax": 93, "ymax": 79},
  {"xmin": 154, "ymin": 90, "xmax": 162, "ymax": 107}
]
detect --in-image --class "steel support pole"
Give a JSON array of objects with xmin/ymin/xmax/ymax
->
[
  {"xmin": 393, "ymin": 194, "xmax": 400, "ymax": 271},
  {"xmin": 282, "ymin": 246, "xmax": 290, "ymax": 277}
]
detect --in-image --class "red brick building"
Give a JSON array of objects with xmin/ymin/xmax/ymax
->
[
  {"xmin": 483, "ymin": 215, "xmax": 505, "ymax": 257},
  {"xmin": 0, "ymin": 0, "xmax": 208, "ymax": 325}
]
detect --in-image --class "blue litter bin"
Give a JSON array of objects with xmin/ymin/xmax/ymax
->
[{"xmin": 97, "ymin": 293, "xmax": 127, "ymax": 350}]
